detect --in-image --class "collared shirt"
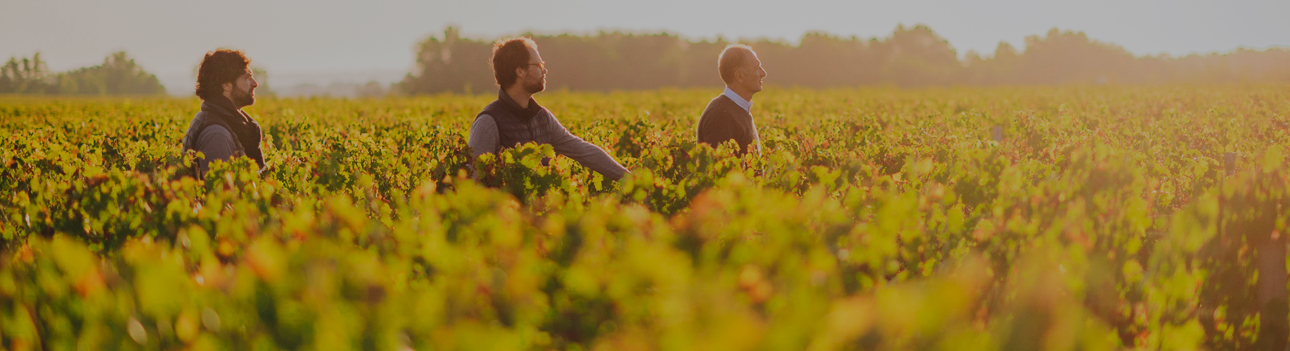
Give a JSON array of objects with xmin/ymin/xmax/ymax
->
[{"xmin": 722, "ymin": 86, "xmax": 753, "ymax": 113}]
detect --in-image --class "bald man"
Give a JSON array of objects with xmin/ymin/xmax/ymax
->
[{"xmin": 696, "ymin": 44, "xmax": 767, "ymax": 156}]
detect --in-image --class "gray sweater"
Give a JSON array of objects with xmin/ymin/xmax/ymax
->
[
  {"xmin": 182, "ymin": 118, "xmax": 239, "ymax": 174},
  {"xmin": 469, "ymin": 114, "xmax": 628, "ymax": 180}
]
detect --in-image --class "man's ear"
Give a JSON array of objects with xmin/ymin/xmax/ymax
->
[
  {"xmin": 222, "ymin": 81, "xmax": 233, "ymax": 95},
  {"xmin": 515, "ymin": 66, "xmax": 527, "ymax": 80}
]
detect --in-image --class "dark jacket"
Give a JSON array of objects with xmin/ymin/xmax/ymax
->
[
  {"xmin": 181, "ymin": 97, "xmax": 264, "ymax": 177},
  {"xmin": 696, "ymin": 94, "xmax": 760, "ymax": 155},
  {"xmin": 476, "ymin": 89, "xmax": 558, "ymax": 148}
]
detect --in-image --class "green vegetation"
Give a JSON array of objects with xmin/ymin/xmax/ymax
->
[
  {"xmin": 400, "ymin": 26, "xmax": 1290, "ymax": 94},
  {"xmin": 1, "ymin": 86, "xmax": 1288, "ymax": 350},
  {"xmin": 0, "ymin": 52, "xmax": 165, "ymax": 95}
]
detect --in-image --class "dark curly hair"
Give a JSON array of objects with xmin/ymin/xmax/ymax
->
[
  {"xmin": 491, "ymin": 37, "xmax": 537, "ymax": 88},
  {"xmin": 195, "ymin": 49, "xmax": 250, "ymax": 100}
]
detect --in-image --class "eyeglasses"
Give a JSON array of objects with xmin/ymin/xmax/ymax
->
[{"xmin": 528, "ymin": 61, "xmax": 546, "ymax": 70}]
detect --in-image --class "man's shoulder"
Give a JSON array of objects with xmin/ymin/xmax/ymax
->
[
  {"xmin": 699, "ymin": 95, "xmax": 738, "ymax": 119},
  {"xmin": 195, "ymin": 124, "xmax": 235, "ymax": 145},
  {"xmin": 184, "ymin": 110, "xmax": 225, "ymax": 148},
  {"xmin": 470, "ymin": 114, "xmax": 498, "ymax": 139},
  {"xmin": 537, "ymin": 106, "xmax": 559, "ymax": 122},
  {"xmin": 705, "ymin": 94, "xmax": 736, "ymax": 108},
  {"xmin": 477, "ymin": 99, "xmax": 507, "ymax": 118},
  {"xmin": 185, "ymin": 110, "xmax": 208, "ymax": 130}
]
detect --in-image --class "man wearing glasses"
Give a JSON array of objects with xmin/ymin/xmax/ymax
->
[
  {"xmin": 468, "ymin": 37, "xmax": 630, "ymax": 181},
  {"xmin": 697, "ymin": 44, "xmax": 767, "ymax": 156}
]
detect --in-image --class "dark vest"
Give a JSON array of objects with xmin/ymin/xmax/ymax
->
[
  {"xmin": 181, "ymin": 99, "xmax": 265, "ymax": 177},
  {"xmin": 696, "ymin": 94, "xmax": 759, "ymax": 155},
  {"xmin": 476, "ymin": 89, "xmax": 558, "ymax": 150}
]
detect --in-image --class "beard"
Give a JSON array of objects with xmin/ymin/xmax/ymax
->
[
  {"xmin": 231, "ymin": 85, "xmax": 256, "ymax": 107},
  {"xmin": 523, "ymin": 75, "xmax": 545, "ymax": 94}
]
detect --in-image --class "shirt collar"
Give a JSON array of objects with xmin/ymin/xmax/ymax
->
[{"xmin": 722, "ymin": 86, "xmax": 753, "ymax": 113}]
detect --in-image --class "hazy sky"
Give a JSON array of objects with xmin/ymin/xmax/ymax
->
[{"xmin": 4, "ymin": 0, "xmax": 1287, "ymax": 86}]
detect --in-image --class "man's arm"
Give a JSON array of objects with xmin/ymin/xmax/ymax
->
[
  {"xmin": 467, "ymin": 115, "xmax": 500, "ymax": 181},
  {"xmin": 468, "ymin": 115, "xmax": 500, "ymax": 158},
  {"xmin": 195, "ymin": 127, "xmax": 237, "ymax": 174},
  {"xmin": 546, "ymin": 117, "xmax": 629, "ymax": 181}
]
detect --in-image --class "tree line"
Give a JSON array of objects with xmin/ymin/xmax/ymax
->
[
  {"xmin": 398, "ymin": 25, "xmax": 1290, "ymax": 94},
  {"xmin": 0, "ymin": 51, "xmax": 165, "ymax": 95},
  {"xmin": 6, "ymin": 25, "xmax": 1286, "ymax": 96}
]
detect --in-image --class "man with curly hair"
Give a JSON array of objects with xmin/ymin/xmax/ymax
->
[
  {"xmin": 181, "ymin": 49, "xmax": 265, "ymax": 178},
  {"xmin": 469, "ymin": 37, "xmax": 629, "ymax": 181}
]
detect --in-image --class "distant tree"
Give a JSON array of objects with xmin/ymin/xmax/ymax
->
[
  {"xmin": 0, "ymin": 59, "xmax": 14, "ymax": 93},
  {"xmin": 880, "ymin": 25, "xmax": 962, "ymax": 87},
  {"xmin": 58, "ymin": 52, "xmax": 165, "ymax": 95},
  {"xmin": 0, "ymin": 52, "xmax": 55, "ymax": 94},
  {"xmin": 398, "ymin": 26, "xmax": 494, "ymax": 94},
  {"xmin": 355, "ymin": 81, "xmax": 387, "ymax": 98},
  {"xmin": 962, "ymin": 42, "xmax": 1020, "ymax": 85},
  {"xmin": 1010, "ymin": 28, "xmax": 1136, "ymax": 85},
  {"xmin": 252, "ymin": 66, "xmax": 274, "ymax": 97},
  {"xmin": 781, "ymin": 32, "xmax": 879, "ymax": 88},
  {"xmin": 539, "ymin": 31, "xmax": 689, "ymax": 91},
  {"xmin": 397, "ymin": 25, "xmax": 1290, "ymax": 93},
  {"xmin": 3, "ymin": 51, "xmax": 164, "ymax": 95},
  {"xmin": 674, "ymin": 40, "xmax": 729, "ymax": 87},
  {"xmin": 1167, "ymin": 48, "xmax": 1290, "ymax": 84}
]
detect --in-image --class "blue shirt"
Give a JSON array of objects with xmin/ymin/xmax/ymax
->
[{"xmin": 722, "ymin": 86, "xmax": 754, "ymax": 112}]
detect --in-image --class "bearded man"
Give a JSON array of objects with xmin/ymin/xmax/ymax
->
[
  {"xmin": 697, "ymin": 44, "xmax": 767, "ymax": 156},
  {"xmin": 468, "ymin": 37, "xmax": 629, "ymax": 181},
  {"xmin": 181, "ymin": 49, "xmax": 265, "ymax": 178}
]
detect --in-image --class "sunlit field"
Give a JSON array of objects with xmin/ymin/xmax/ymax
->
[{"xmin": 2, "ymin": 86, "xmax": 1289, "ymax": 350}]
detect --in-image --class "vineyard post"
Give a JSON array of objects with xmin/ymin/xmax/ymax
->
[{"xmin": 992, "ymin": 125, "xmax": 1003, "ymax": 142}]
